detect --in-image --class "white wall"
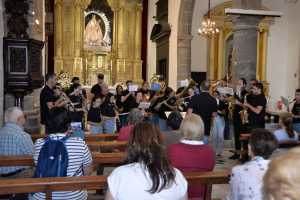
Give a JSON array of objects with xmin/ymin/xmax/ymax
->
[
  {"xmin": 147, "ymin": 0, "xmax": 157, "ymax": 80},
  {"xmin": 263, "ymin": 0, "xmax": 300, "ymax": 101},
  {"xmin": 191, "ymin": 0, "xmax": 227, "ymax": 72},
  {"xmin": 0, "ymin": 1, "xmax": 4, "ymax": 125},
  {"xmin": 168, "ymin": 0, "xmax": 181, "ymax": 88}
]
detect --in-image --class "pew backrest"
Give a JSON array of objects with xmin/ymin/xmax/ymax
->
[{"xmin": 0, "ymin": 171, "xmax": 230, "ymax": 200}]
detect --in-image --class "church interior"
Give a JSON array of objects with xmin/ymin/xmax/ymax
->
[{"xmin": 1, "ymin": 0, "xmax": 300, "ymax": 199}]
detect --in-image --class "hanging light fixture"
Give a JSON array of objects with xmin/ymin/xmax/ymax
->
[{"xmin": 198, "ymin": 0, "xmax": 219, "ymax": 37}]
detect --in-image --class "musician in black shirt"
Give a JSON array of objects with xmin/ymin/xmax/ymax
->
[
  {"xmin": 229, "ymin": 78, "xmax": 248, "ymax": 159},
  {"xmin": 87, "ymin": 96, "xmax": 102, "ymax": 134},
  {"xmin": 291, "ymin": 89, "xmax": 300, "ymax": 133},
  {"xmin": 244, "ymin": 82, "xmax": 267, "ymax": 129},
  {"xmin": 90, "ymin": 73, "xmax": 105, "ymax": 100},
  {"xmin": 68, "ymin": 83, "xmax": 85, "ymax": 129},
  {"xmin": 100, "ymin": 84, "xmax": 117, "ymax": 134}
]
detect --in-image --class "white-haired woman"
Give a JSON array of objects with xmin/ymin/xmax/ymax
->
[{"xmin": 167, "ymin": 114, "xmax": 215, "ymax": 199}]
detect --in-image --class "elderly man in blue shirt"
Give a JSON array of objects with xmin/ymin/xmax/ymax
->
[{"xmin": 0, "ymin": 107, "xmax": 34, "ymax": 178}]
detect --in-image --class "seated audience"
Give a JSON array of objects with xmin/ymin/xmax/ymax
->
[
  {"xmin": 0, "ymin": 107, "xmax": 34, "ymax": 178},
  {"xmin": 168, "ymin": 114, "xmax": 215, "ymax": 199},
  {"xmin": 117, "ymin": 108, "xmax": 144, "ymax": 141},
  {"xmin": 274, "ymin": 114, "xmax": 298, "ymax": 142},
  {"xmin": 87, "ymin": 96, "xmax": 102, "ymax": 134},
  {"xmin": 263, "ymin": 148, "xmax": 300, "ymax": 200},
  {"xmin": 30, "ymin": 114, "xmax": 93, "ymax": 200},
  {"xmin": 226, "ymin": 129, "xmax": 278, "ymax": 200},
  {"xmin": 105, "ymin": 122, "xmax": 188, "ymax": 200},
  {"xmin": 163, "ymin": 111, "xmax": 183, "ymax": 146}
]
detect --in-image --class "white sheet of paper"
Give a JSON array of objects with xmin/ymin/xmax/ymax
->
[
  {"xmin": 128, "ymin": 85, "xmax": 138, "ymax": 92},
  {"xmin": 138, "ymin": 102, "xmax": 151, "ymax": 109},
  {"xmin": 180, "ymin": 79, "xmax": 189, "ymax": 87}
]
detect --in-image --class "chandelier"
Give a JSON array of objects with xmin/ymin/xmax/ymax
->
[{"xmin": 198, "ymin": 0, "xmax": 219, "ymax": 37}]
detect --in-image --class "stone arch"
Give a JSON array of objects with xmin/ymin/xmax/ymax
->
[{"xmin": 177, "ymin": 0, "xmax": 195, "ymax": 82}]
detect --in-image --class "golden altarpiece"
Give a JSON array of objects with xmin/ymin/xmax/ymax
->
[{"xmin": 54, "ymin": 0, "xmax": 143, "ymax": 85}]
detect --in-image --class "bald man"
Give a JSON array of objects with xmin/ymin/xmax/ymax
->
[{"xmin": 0, "ymin": 107, "xmax": 34, "ymax": 178}]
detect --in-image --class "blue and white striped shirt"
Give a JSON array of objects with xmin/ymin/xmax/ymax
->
[
  {"xmin": 30, "ymin": 133, "xmax": 93, "ymax": 200},
  {"xmin": 0, "ymin": 123, "xmax": 34, "ymax": 174}
]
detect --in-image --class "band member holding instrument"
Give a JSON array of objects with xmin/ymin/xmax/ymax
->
[
  {"xmin": 291, "ymin": 89, "xmax": 300, "ymax": 133},
  {"xmin": 230, "ymin": 78, "xmax": 248, "ymax": 160},
  {"xmin": 150, "ymin": 79, "xmax": 176, "ymax": 131},
  {"xmin": 244, "ymin": 82, "xmax": 267, "ymax": 129}
]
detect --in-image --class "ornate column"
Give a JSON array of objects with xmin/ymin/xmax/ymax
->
[
  {"xmin": 133, "ymin": 2, "xmax": 143, "ymax": 83},
  {"xmin": 54, "ymin": 0, "xmax": 63, "ymax": 73},
  {"xmin": 209, "ymin": 35, "xmax": 216, "ymax": 80},
  {"xmin": 73, "ymin": 0, "xmax": 84, "ymax": 78},
  {"xmin": 217, "ymin": 30, "xmax": 224, "ymax": 80},
  {"xmin": 232, "ymin": 16, "xmax": 261, "ymax": 83}
]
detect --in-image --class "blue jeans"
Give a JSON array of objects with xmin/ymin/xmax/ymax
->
[
  {"xmin": 211, "ymin": 116, "xmax": 225, "ymax": 155},
  {"xmin": 90, "ymin": 125, "xmax": 103, "ymax": 135},
  {"xmin": 119, "ymin": 114, "xmax": 128, "ymax": 128},
  {"xmin": 293, "ymin": 123, "xmax": 300, "ymax": 133},
  {"xmin": 90, "ymin": 118, "xmax": 116, "ymax": 134}
]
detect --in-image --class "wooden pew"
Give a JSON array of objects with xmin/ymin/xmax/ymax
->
[
  {"xmin": 0, "ymin": 171, "xmax": 230, "ymax": 200},
  {"xmin": 0, "ymin": 152, "xmax": 127, "ymax": 167},
  {"xmin": 31, "ymin": 134, "xmax": 119, "ymax": 142},
  {"xmin": 87, "ymin": 141, "xmax": 127, "ymax": 151}
]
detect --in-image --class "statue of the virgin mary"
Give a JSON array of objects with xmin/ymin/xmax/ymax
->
[{"xmin": 84, "ymin": 15, "xmax": 104, "ymax": 45}]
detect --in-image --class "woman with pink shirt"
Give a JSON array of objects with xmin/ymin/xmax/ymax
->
[
  {"xmin": 168, "ymin": 114, "xmax": 215, "ymax": 199},
  {"xmin": 117, "ymin": 108, "xmax": 144, "ymax": 141}
]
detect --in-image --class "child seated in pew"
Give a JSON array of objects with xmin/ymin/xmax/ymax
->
[
  {"xmin": 105, "ymin": 122, "xmax": 188, "ymax": 200},
  {"xmin": 274, "ymin": 114, "xmax": 299, "ymax": 143},
  {"xmin": 226, "ymin": 129, "xmax": 278, "ymax": 200},
  {"xmin": 87, "ymin": 96, "xmax": 102, "ymax": 134}
]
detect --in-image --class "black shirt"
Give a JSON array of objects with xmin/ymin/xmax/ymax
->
[
  {"xmin": 122, "ymin": 90, "xmax": 137, "ymax": 113},
  {"xmin": 69, "ymin": 94, "xmax": 84, "ymax": 122},
  {"xmin": 233, "ymin": 89, "xmax": 248, "ymax": 116},
  {"xmin": 292, "ymin": 102, "xmax": 300, "ymax": 123},
  {"xmin": 91, "ymin": 84, "xmax": 102, "ymax": 97},
  {"xmin": 217, "ymin": 99, "xmax": 228, "ymax": 117},
  {"xmin": 101, "ymin": 93, "xmax": 116, "ymax": 117},
  {"xmin": 115, "ymin": 94, "xmax": 124, "ymax": 112},
  {"xmin": 188, "ymin": 92, "xmax": 218, "ymax": 136},
  {"xmin": 247, "ymin": 94, "xmax": 267, "ymax": 129},
  {"xmin": 87, "ymin": 107, "xmax": 101, "ymax": 123},
  {"xmin": 40, "ymin": 85, "xmax": 55, "ymax": 125}
]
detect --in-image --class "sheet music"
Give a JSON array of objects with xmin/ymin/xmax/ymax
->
[
  {"xmin": 138, "ymin": 102, "xmax": 151, "ymax": 109},
  {"xmin": 128, "ymin": 85, "xmax": 138, "ymax": 92}
]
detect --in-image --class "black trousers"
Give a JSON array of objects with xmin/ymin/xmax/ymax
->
[{"xmin": 233, "ymin": 116, "xmax": 242, "ymax": 151}]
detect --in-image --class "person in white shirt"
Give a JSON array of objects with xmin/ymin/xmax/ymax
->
[
  {"xmin": 226, "ymin": 129, "xmax": 278, "ymax": 200},
  {"xmin": 274, "ymin": 114, "xmax": 299, "ymax": 142},
  {"xmin": 105, "ymin": 122, "xmax": 188, "ymax": 200}
]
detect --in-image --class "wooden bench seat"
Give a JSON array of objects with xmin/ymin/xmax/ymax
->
[
  {"xmin": 0, "ymin": 171, "xmax": 230, "ymax": 200},
  {"xmin": 31, "ymin": 134, "xmax": 119, "ymax": 142},
  {"xmin": 0, "ymin": 152, "xmax": 127, "ymax": 167}
]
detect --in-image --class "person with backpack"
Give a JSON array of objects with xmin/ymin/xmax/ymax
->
[{"xmin": 30, "ymin": 112, "xmax": 93, "ymax": 200}]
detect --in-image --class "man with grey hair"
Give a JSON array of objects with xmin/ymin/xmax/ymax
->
[
  {"xmin": 117, "ymin": 108, "xmax": 144, "ymax": 141},
  {"xmin": 0, "ymin": 107, "xmax": 34, "ymax": 178},
  {"xmin": 187, "ymin": 80, "xmax": 218, "ymax": 143}
]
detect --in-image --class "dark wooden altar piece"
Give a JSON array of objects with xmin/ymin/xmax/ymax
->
[{"xmin": 3, "ymin": 39, "xmax": 44, "ymax": 107}]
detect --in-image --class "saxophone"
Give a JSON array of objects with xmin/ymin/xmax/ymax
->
[{"xmin": 240, "ymin": 94, "xmax": 249, "ymax": 124}]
